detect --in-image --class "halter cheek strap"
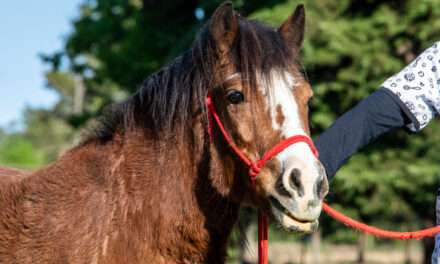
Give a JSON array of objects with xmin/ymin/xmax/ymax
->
[{"xmin": 205, "ymin": 94, "xmax": 319, "ymax": 264}]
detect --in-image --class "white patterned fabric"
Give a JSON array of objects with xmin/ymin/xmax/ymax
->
[{"xmin": 382, "ymin": 41, "xmax": 440, "ymax": 132}]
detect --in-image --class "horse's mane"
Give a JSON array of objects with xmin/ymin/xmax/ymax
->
[{"xmin": 87, "ymin": 17, "xmax": 298, "ymax": 143}]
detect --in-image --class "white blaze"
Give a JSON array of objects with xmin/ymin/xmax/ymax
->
[{"xmin": 262, "ymin": 71, "xmax": 321, "ymax": 216}]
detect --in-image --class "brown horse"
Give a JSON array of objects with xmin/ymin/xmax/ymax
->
[{"xmin": 0, "ymin": 2, "xmax": 328, "ymax": 263}]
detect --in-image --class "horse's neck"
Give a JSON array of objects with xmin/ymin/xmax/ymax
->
[{"xmin": 104, "ymin": 127, "xmax": 242, "ymax": 262}]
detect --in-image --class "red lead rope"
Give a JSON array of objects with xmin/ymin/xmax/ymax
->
[
  {"xmin": 322, "ymin": 203, "xmax": 440, "ymax": 240},
  {"xmin": 206, "ymin": 96, "xmax": 319, "ymax": 264},
  {"xmin": 206, "ymin": 96, "xmax": 440, "ymax": 264}
]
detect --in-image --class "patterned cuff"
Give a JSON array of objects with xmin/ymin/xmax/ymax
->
[{"xmin": 381, "ymin": 41, "xmax": 440, "ymax": 132}]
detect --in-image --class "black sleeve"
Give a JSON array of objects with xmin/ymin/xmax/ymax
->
[{"xmin": 314, "ymin": 88, "xmax": 417, "ymax": 180}]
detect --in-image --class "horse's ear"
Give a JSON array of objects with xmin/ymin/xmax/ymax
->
[
  {"xmin": 278, "ymin": 4, "xmax": 305, "ymax": 56},
  {"xmin": 210, "ymin": 1, "xmax": 238, "ymax": 53}
]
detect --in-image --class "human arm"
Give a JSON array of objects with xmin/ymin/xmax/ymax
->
[{"xmin": 315, "ymin": 41, "xmax": 440, "ymax": 180}]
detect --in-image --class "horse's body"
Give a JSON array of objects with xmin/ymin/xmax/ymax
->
[
  {"xmin": 0, "ymin": 3, "xmax": 327, "ymax": 263},
  {"xmin": 0, "ymin": 130, "xmax": 241, "ymax": 263}
]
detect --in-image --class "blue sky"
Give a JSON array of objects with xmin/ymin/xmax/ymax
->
[{"xmin": 0, "ymin": 0, "xmax": 82, "ymax": 128}]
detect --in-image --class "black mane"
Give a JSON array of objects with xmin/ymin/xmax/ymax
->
[{"xmin": 90, "ymin": 16, "xmax": 298, "ymax": 143}]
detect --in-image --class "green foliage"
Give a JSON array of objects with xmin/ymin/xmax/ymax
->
[
  {"xmin": 0, "ymin": 133, "xmax": 46, "ymax": 169},
  {"xmin": 23, "ymin": 108, "xmax": 75, "ymax": 162}
]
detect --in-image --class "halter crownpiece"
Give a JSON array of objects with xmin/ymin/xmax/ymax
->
[{"xmin": 205, "ymin": 94, "xmax": 319, "ymax": 264}]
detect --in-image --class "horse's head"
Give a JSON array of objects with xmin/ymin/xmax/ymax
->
[{"xmin": 207, "ymin": 2, "xmax": 328, "ymax": 232}]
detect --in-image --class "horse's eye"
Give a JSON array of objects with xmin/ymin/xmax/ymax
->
[{"xmin": 226, "ymin": 90, "xmax": 244, "ymax": 104}]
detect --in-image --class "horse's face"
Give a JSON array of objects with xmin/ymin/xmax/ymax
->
[{"xmin": 209, "ymin": 3, "xmax": 328, "ymax": 233}]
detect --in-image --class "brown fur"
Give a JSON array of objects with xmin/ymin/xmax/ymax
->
[
  {"xmin": 275, "ymin": 105, "xmax": 285, "ymax": 127},
  {"xmin": 0, "ymin": 129, "xmax": 246, "ymax": 263},
  {"xmin": 293, "ymin": 81, "xmax": 313, "ymax": 134},
  {"xmin": 0, "ymin": 168, "xmax": 28, "ymax": 185},
  {"xmin": 0, "ymin": 3, "xmax": 314, "ymax": 263}
]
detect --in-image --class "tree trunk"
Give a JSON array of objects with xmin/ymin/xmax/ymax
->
[
  {"xmin": 422, "ymin": 237, "xmax": 435, "ymax": 264},
  {"xmin": 404, "ymin": 240, "xmax": 411, "ymax": 264},
  {"xmin": 73, "ymin": 75, "xmax": 86, "ymax": 114},
  {"xmin": 357, "ymin": 233, "xmax": 367, "ymax": 263},
  {"xmin": 311, "ymin": 230, "xmax": 321, "ymax": 264},
  {"xmin": 299, "ymin": 236, "xmax": 307, "ymax": 264}
]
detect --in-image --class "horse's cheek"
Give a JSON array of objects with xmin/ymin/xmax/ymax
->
[{"xmin": 236, "ymin": 123, "xmax": 254, "ymax": 142}]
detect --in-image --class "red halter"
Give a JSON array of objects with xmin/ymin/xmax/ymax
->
[{"xmin": 205, "ymin": 95, "xmax": 319, "ymax": 264}]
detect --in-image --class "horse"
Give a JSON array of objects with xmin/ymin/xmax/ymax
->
[{"xmin": 0, "ymin": 2, "xmax": 328, "ymax": 263}]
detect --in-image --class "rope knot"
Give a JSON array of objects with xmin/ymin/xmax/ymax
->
[{"xmin": 249, "ymin": 163, "xmax": 261, "ymax": 184}]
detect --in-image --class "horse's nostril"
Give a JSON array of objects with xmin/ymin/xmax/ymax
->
[
  {"xmin": 316, "ymin": 176, "xmax": 329, "ymax": 199},
  {"xmin": 289, "ymin": 168, "xmax": 304, "ymax": 196}
]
